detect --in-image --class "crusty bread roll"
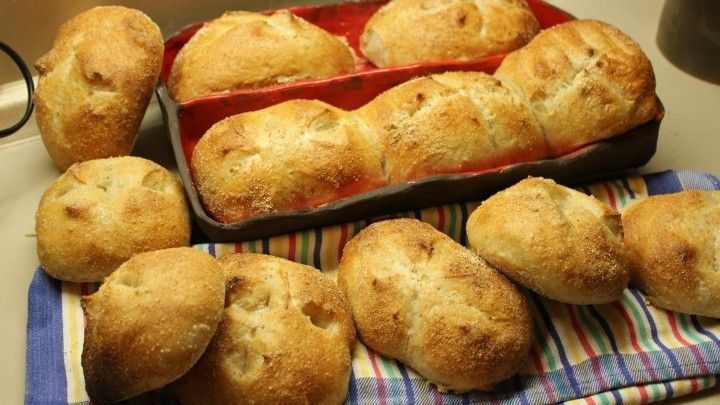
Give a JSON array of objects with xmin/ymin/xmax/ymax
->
[
  {"xmin": 360, "ymin": 0, "xmax": 539, "ymax": 67},
  {"xmin": 494, "ymin": 19, "xmax": 657, "ymax": 156},
  {"xmin": 338, "ymin": 218, "xmax": 532, "ymax": 392},
  {"xmin": 35, "ymin": 156, "xmax": 191, "ymax": 282},
  {"xmin": 192, "ymin": 99, "xmax": 386, "ymax": 223},
  {"xmin": 34, "ymin": 6, "xmax": 163, "ymax": 170},
  {"xmin": 357, "ymin": 71, "xmax": 547, "ymax": 182},
  {"xmin": 81, "ymin": 247, "xmax": 225, "ymax": 403},
  {"xmin": 173, "ymin": 253, "xmax": 355, "ymax": 404},
  {"xmin": 169, "ymin": 10, "xmax": 356, "ymax": 102},
  {"xmin": 622, "ymin": 190, "xmax": 720, "ymax": 317},
  {"xmin": 467, "ymin": 177, "xmax": 630, "ymax": 304}
]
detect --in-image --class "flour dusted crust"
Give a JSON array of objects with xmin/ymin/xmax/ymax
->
[
  {"xmin": 494, "ymin": 19, "xmax": 658, "ymax": 156},
  {"xmin": 81, "ymin": 247, "xmax": 225, "ymax": 403},
  {"xmin": 173, "ymin": 253, "xmax": 355, "ymax": 404},
  {"xmin": 467, "ymin": 177, "xmax": 630, "ymax": 304},
  {"xmin": 34, "ymin": 6, "xmax": 163, "ymax": 170},
  {"xmin": 622, "ymin": 190, "xmax": 720, "ymax": 317},
  {"xmin": 338, "ymin": 219, "xmax": 532, "ymax": 392},
  {"xmin": 35, "ymin": 156, "xmax": 190, "ymax": 282},
  {"xmin": 360, "ymin": 0, "xmax": 539, "ymax": 67},
  {"xmin": 168, "ymin": 10, "xmax": 356, "ymax": 102}
]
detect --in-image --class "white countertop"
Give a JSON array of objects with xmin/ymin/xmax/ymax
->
[{"xmin": 1, "ymin": 1, "xmax": 719, "ymax": 403}]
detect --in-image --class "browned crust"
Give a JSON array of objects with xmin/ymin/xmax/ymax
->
[
  {"xmin": 337, "ymin": 218, "xmax": 533, "ymax": 392},
  {"xmin": 494, "ymin": 19, "xmax": 658, "ymax": 156},
  {"xmin": 35, "ymin": 156, "xmax": 191, "ymax": 282},
  {"xmin": 34, "ymin": 6, "xmax": 163, "ymax": 170},
  {"xmin": 191, "ymin": 99, "xmax": 386, "ymax": 223},
  {"xmin": 168, "ymin": 10, "xmax": 356, "ymax": 102},
  {"xmin": 173, "ymin": 253, "xmax": 356, "ymax": 404},
  {"xmin": 81, "ymin": 247, "xmax": 225, "ymax": 403},
  {"xmin": 360, "ymin": 0, "xmax": 540, "ymax": 67},
  {"xmin": 467, "ymin": 177, "xmax": 630, "ymax": 304},
  {"xmin": 622, "ymin": 190, "xmax": 720, "ymax": 317}
]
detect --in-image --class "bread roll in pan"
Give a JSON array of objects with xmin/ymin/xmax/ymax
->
[{"xmin": 159, "ymin": 81, "xmax": 662, "ymax": 242}]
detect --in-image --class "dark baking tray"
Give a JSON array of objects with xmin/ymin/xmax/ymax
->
[{"xmin": 156, "ymin": 0, "xmax": 662, "ymax": 242}]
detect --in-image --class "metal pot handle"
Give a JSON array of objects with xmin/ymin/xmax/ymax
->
[{"xmin": 0, "ymin": 41, "xmax": 35, "ymax": 137}]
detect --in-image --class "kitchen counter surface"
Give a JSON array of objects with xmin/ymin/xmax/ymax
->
[{"xmin": 1, "ymin": 1, "xmax": 718, "ymax": 403}]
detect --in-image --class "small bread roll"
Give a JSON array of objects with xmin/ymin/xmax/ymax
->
[
  {"xmin": 338, "ymin": 219, "xmax": 532, "ymax": 392},
  {"xmin": 34, "ymin": 6, "xmax": 163, "ymax": 170},
  {"xmin": 356, "ymin": 71, "xmax": 547, "ymax": 182},
  {"xmin": 173, "ymin": 253, "xmax": 355, "ymax": 404},
  {"xmin": 622, "ymin": 190, "xmax": 720, "ymax": 317},
  {"xmin": 35, "ymin": 156, "xmax": 191, "ymax": 282},
  {"xmin": 192, "ymin": 99, "xmax": 386, "ymax": 223},
  {"xmin": 169, "ymin": 10, "xmax": 356, "ymax": 102},
  {"xmin": 494, "ymin": 19, "xmax": 657, "ymax": 156},
  {"xmin": 81, "ymin": 247, "xmax": 225, "ymax": 403},
  {"xmin": 361, "ymin": 0, "xmax": 539, "ymax": 67},
  {"xmin": 467, "ymin": 177, "xmax": 630, "ymax": 304}
]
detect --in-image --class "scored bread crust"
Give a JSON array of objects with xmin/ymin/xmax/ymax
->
[
  {"xmin": 81, "ymin": 247, "xmax": 225, "ymax": 403},
  {"xmin": 622, "ymin": 190, "xmax": 720, "ymax": 317},
  {"xmin": 34, "ymin": 6, "xmax": 163, "ymax": 170},
  {"xmin": 360, "ymin": 0, "xmax": 540, "ymax": 67},
  {"xmin": 338, "ymin": 218, "xmax": 533, "ymax": 392},
  {"xmin": 191, "ymin": 99, "xmax": 386, "ymax": 223},
  {"xmin": 357, "ymin": 71, "xmax": 547, "ymax": 182},
  {"xmin": 173, "ymin": 253, "xmax": 356, "ymax": 405},
  {"xmin": 169, "ymin": 10, "xmax": 357, "ymax": 102},
  {"xmin": 494, "ymin": 19, "xmax": 657, "ymax": 156},
  {"xmin": 35, "ymin": 156, "xmax": 191, "ymax": 282},
  {"xmin": 467, "ymin": 177, "xmax": 630, "ymax": 304}
]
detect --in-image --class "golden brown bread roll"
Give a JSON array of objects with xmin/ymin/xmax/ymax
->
[
  {"xmin": 81, "ymin": 247, "xmax": 225, "ymax": 403},
  {"xmin": 168, "ymin": 10, "xmax": 356, "ymax": 102},
  {"xmin": 356, "ymin": 71, "xmax": 547, "ymax": 182},
  {"xmin": 494, "ymin": 19, "xmax": 657, "ymax": 156},
  {"xmin": 34, "ymin": 6, "xmax": 163, "ymax": 170},
  {"xmin": 622, "ymin": 190, "xmax": 720, "ymax": 317},
  {"xmin": 338, "ymin": 219, "xmax": 533, "ymax": 392},
  {"xmin": 35, "ymin": 156, "xmax": 191, "ymax": 282},
  {"xmin": 191, "ymin": 99, "xmax": 386, "ymax": 223},
  {"xmin": 173, "ymin": 253, "xmax": 356, "ymax": 404},
  {"xmin": 467, "ymin": 177, "xmax": 630, "ymax": 304},
  {"xmin": 360, "ymin": 0, "xmax": 539, "ymax": 67}
]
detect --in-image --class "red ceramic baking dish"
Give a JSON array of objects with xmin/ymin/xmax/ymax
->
[{"xmin": 156, "ymin": 0, "xmax": 662, "ymax": 241}]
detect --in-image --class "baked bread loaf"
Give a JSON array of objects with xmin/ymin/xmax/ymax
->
[
  {"xmin": 357, "ymin": 71, "xmax": 547, "ymax": 182},
  {"xmin": 622, "ymin": 190, "xmax": 720, "ymax": 317},
  {"xmin": 338, "ymin": 218, "xmax": 532, "ymax": 392},
  {"xmin": 192, "ymin": 99, "xmax": 386, "ymax": 223},
  {"xmin": 494, "ymin": 19, "xmax": 658, "ymax": 156},
  {"xmin": 168, "ymin": 10, "xmax": 356, "ymax": 102},
  {"xmin": 467, "ymin": 177, "xmax": 630, "ymax": 304},
  {"xmin": 81, "ymin": 247, "xmax": 225, "ymax": 403},
  {"xmin": 34, "ymin": 6, "xmax": 163, "ymax": 170},
  {"xmin": 35, "ymin": 156, "xmax": 191, "ymax": 282},
  {"xmin": 360, "ymin": 0, "xmax": 539, "ymax": 67},
  {"xmin": 173, "ymin": 253, "xmax": 355, "ymax": 404}
]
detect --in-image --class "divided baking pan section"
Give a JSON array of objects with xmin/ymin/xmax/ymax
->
[{"xmin": 157, "ymin": 0, "xmax": 661, "ymax": 242}]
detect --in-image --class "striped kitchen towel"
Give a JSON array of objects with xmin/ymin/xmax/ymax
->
[{"xmin": 26, "ymin": 170, "xmax": 720, "ymax": 404}]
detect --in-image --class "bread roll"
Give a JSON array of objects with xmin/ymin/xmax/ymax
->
[
  {"xmin": 338, "ymin": 218, "xmax": 532, "ymax": 392},
  {"xmin": 467, "ymin": 177, "xmax": 630, "ymax": 304},
  {"xmin": 34, "ymin": 6, "xmax": 163, "ymax": 170},
  {"xmin": 35, "ymin": 156, "xmax": 191, "ymax": 282},
  {"xmin": 192, "ymin": 99, "xmax": 386, "ymax": 223},
  {"xmin": 173, "ymin": 253, "xmax": 355, "ymax": 404},
  {"xmin": 81, "ymin": 247, "xmax": 225, "ymax": 403},
  {"xmin": 356, "ymin": 71, "xmax": 547, "ymax": 182},
  {"xmin": 622, "ymin": 190, "xmax": 720, "ymax": 317},
  {"xmin": 360, "ymin": 0, "xmax": 539, "ymax": 67},
  {"xmin": 494, "ymin": 19, "xmax": 657, "ymax": 156},
  {"xmin": 169, "ymin": 10, "xmax": 356, "ymax": 102}
]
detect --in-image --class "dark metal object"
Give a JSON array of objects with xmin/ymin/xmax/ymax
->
[{"xmin": 0, "ymin": 41, "xmax": 34, "ymax": 137}]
